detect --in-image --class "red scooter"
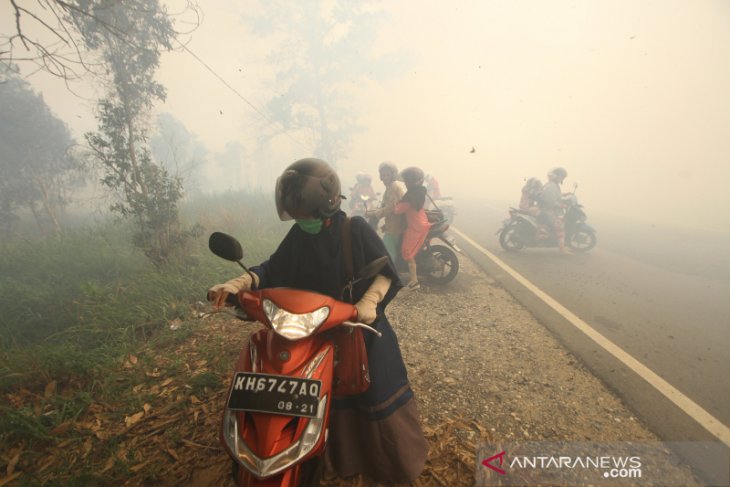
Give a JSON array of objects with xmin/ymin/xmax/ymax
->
[{"xmin": 208, "ymin": 232, "xmax": 386, "ymax": 486}]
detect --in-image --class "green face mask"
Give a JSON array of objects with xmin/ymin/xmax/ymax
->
[{"xmin": 295, "ymin": 218, "xmax": 323, "ymax": 235}]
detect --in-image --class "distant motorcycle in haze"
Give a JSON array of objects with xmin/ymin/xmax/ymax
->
[
  {"xmin": 350, "ymin": 193, "xmax": 377, "ymax": 216},
  {"xmin": 497, "ymin": 190, "xmax": 596, "ymax": 252},
  {"xmin": 351, "ymin": 193, "xmax": 381, "ymax": 228}
]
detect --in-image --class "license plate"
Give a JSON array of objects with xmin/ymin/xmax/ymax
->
[{"xmin": 226, "ymin": 372, "xmax": 321, "ymax": 418}]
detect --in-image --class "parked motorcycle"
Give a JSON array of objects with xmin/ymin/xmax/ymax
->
[
  {"xmin": 394, "ymin": 209, "xmax": 461, "ymax": 284},
  {"xmin": 497, "ymin": 192, "xmax": 596, "ymax": 252},
  {"xmin": 208, "ymin": 231, "xmax": 387, "ymax": 486}
]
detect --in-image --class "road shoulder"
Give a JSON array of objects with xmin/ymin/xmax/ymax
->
[{"xmin": 387, "ymin": 253, "xmax": 701, "ymax": 485}]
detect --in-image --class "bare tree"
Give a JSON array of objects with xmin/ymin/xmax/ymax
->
[
  {"xmin": 149, "ymin": 112, "xmax": 209, "ymax": 194},
  {"xmin": 0, "ymin": 66, "xmax": 83, "ymax": 237},
  {"xmin": 1, "ymin": 0, "xmax": 200, "ymax": 80},
  {"xmin": 74, "ymin": 0, "xmax": 200, "ymax": 268},
  {"xmin": 245, "ymin": 0, "xmax": 403, "ymax": 169}
]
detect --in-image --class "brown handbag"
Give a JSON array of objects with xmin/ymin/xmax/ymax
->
[{"xmin": 331, "ymin": 217, "xmax": 372, "ymax": 396}]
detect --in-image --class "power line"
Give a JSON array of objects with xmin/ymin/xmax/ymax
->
[{"xmin": 175, "ymin": 39, "xmax": 310, "ymax": 151}]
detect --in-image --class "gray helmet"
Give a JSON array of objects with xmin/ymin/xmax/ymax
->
[
  {"xmin": 548, "ymin": 167, "xmax": 568, "ymax": 182},
  {"xmin": 355, "ymin": 172, "xmax": 372, "ymax": 185},
  {"xmin": 378, "ymin": 161, "xmax": 398, "ymax": 178},
  {"xmin": 275, "ymin": 158, "xmax": 343, "ymax": 220},
  {"xmin": 523, "ymin": 177, "xmax": 543, "ymax": 195},
  {"xmin": 400, "ymin": 166, "xmax": 425, "ymax": 187}
]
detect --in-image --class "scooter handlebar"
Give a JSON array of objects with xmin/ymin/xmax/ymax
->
[
  {"xmin": 343, "ymin": 320, "xmax": 383, "ymax": 338},
  {"xmin": 200, "ymin": 291, "xmax": 254, "ymax": 321}
]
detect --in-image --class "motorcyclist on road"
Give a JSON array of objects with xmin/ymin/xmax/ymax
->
[
  {"xmin": 207, "ymin": 158, "xmax": 428, "ymax": 483},
  {"xmin": 539, "ymin": 167, "xmax": 568, "ymax": 253},
  {"xmin": 366, "ymin": 162, "xmax": 407, "ymax": 262},
  {"xmin": 519, "ymin": 177, "xmax": 543, "ymax": 217},
  {"xmin": 349, "ymin": 172, "xmax": 377, "ymax": 215},
  {"xmin": 519, "ymin": 177, "xmax": 548, "ymax": 239}
]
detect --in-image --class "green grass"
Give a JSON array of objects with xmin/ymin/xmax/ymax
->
[
  {"xmin": 188, "ymin": 371, "xmax": 223, "ymax": 395},
  {"xmin": 0, "ymin": 190, "xmax": 286, "ymax": 397}
]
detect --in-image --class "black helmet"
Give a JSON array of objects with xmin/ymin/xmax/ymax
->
[
  {"xmin": 275, "ymin": 158, "xmax": 343, "ymax": 220},
  {"xmin": 400, "ymin": 166, "xmax": 425, "ymax": 187},
  {"xmin": 548, "ymin": 167, "xmax": 568, "ymax": 182}
]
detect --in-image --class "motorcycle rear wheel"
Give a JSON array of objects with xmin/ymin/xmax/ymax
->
[
  {"xmin": 499, "ymin": 223, "xmax": 526, "ymax": 251},
  {"xmin": 567, "ymin": 230, "xmax": 596, "ymax": 252},
  {"xmin": 421, "ymin": 245, "xmax": 459, "ymax": 285}
]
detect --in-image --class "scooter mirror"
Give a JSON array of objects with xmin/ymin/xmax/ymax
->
[
  {"xmin": 209, "ymin": 232, "xmax": 244, "ymax": 262},
  {"xmin": 358, "ymin": 256, "xmax": 389, "ymax": 280}
]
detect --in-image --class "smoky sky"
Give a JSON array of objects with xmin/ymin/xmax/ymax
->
[{"xmin": 4, "ymin": 0, "xmax": 729, "ymax": 231}]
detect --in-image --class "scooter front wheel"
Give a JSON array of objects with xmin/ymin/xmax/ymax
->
[
  {"xmin": 231, "ymin": 455, "xmax": 323, "ymax": 486},
  {"xmin": 499, "ymin": 222, "xmax": 526, "ymax": 251},
  {"xmin": 567, "ymin": 230, "xmax": 596, "ymax": 252},
  {"xmin": 298, "ymin": 455, "xmax": 325, "ymax": 487}
]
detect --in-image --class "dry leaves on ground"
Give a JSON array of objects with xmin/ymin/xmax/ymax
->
[{"xmin": 1, "ymin": 255, "xmax": 701, "ymax": 486}]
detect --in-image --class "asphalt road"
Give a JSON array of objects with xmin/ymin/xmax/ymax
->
[{"xmin": 450, "ymin": 197, "xmax": 730, "ymax": 442}]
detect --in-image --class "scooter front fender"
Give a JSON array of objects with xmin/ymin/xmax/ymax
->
[
  {"xmin": 222, "ymin": 330, "xmax": 335, "ymax": 483},
  {"xmin": 436, "ymin": 233, "xmax": 462, "ymax": 252}
]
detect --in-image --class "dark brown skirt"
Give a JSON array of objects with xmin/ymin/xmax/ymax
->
[
  {"xmin": 325, "ymin": 386, "xmax": 428, "ymax": 482},
  {"xmin": 324, "ymin": 316, "xmax": 428, "ymax": 482}
]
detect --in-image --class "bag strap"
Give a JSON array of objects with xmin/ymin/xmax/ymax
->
[
  {"xmin": 342, "ymin": 216, "xmax": 354, "ymax": 279},
  {"xmin": 341, "ymin": 217, "xmax": 355, "ymax": 302},
  {"xmin": 426, "ymin": 193, "xmax": 440, "ymax": 211}
]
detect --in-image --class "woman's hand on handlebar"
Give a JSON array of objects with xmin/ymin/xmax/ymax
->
[
  {"xmin": 207, "ymin": 274, "xmax": 256, "ymax": 310},
  {"xmin": 207, "ymin": 284, "xmax": 242, "ymax": 309},
  {"xmin": 207, "ymin": 288, "xmax": 232, "ymax": 310}
]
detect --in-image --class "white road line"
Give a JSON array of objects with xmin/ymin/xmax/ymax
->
[{"xmin": 451, "ymin": 226, "xmax": 730, "ymax": 447}]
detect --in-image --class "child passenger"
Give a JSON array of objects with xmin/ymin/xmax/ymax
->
[{"xmin": 394, "ymin": 166, "xmax": 431, "ymax": 291}]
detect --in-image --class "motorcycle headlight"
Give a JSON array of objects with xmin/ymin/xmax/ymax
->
[{"xmin": 262, "ymin": 299, "xmax": 330, "ymax": 340}]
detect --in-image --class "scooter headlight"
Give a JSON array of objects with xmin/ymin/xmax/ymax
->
[{"xmin": 262, "ymin": 299, "xmax": 330, "ymax": 340}]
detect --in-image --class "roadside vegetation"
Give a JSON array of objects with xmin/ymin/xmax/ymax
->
[
  {"xmin": 0, "ymin": 2, "xmax": 416, "ymax": 484},
  {"xmin": 0, "ymin": 189, "xmax": 487, "ymax": 486},
  {"xmin": 0, "ymin": 191, "xmax": 286, "ymax": 485}
]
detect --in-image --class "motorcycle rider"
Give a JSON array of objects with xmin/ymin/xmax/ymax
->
[
  {"xmin": 539, "ymin": 167, "xmax": 568, "ymax": 253},
  {"xmin": 348, "ymin": 172, "xmax": 377, "ymax": 215},
  {"xmin": 207, "ymin": 158, "xmax": 428, "ymax": 483},
  {"xmin": 519, "ymin": 177, "xmax": 543, "ymax": 217},
  {"xmin": 519, "ymin": 177, "xmax": 548, "ymax": 239},
  {"xmin": 395, "ymin": 166, "xmax": 432, "ymax": 291},
  {"xmin": 366, "ymin": 161, "xmax": 407, "ymax": 262}
]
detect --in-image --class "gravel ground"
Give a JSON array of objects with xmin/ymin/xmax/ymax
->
[
  {"xmin": 392, "ymin": 254, "xmax": 647, "ymax": 442},
  {"xmin": 380, "ymin": 253, "xmax": 702, "ymax": 486}
]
